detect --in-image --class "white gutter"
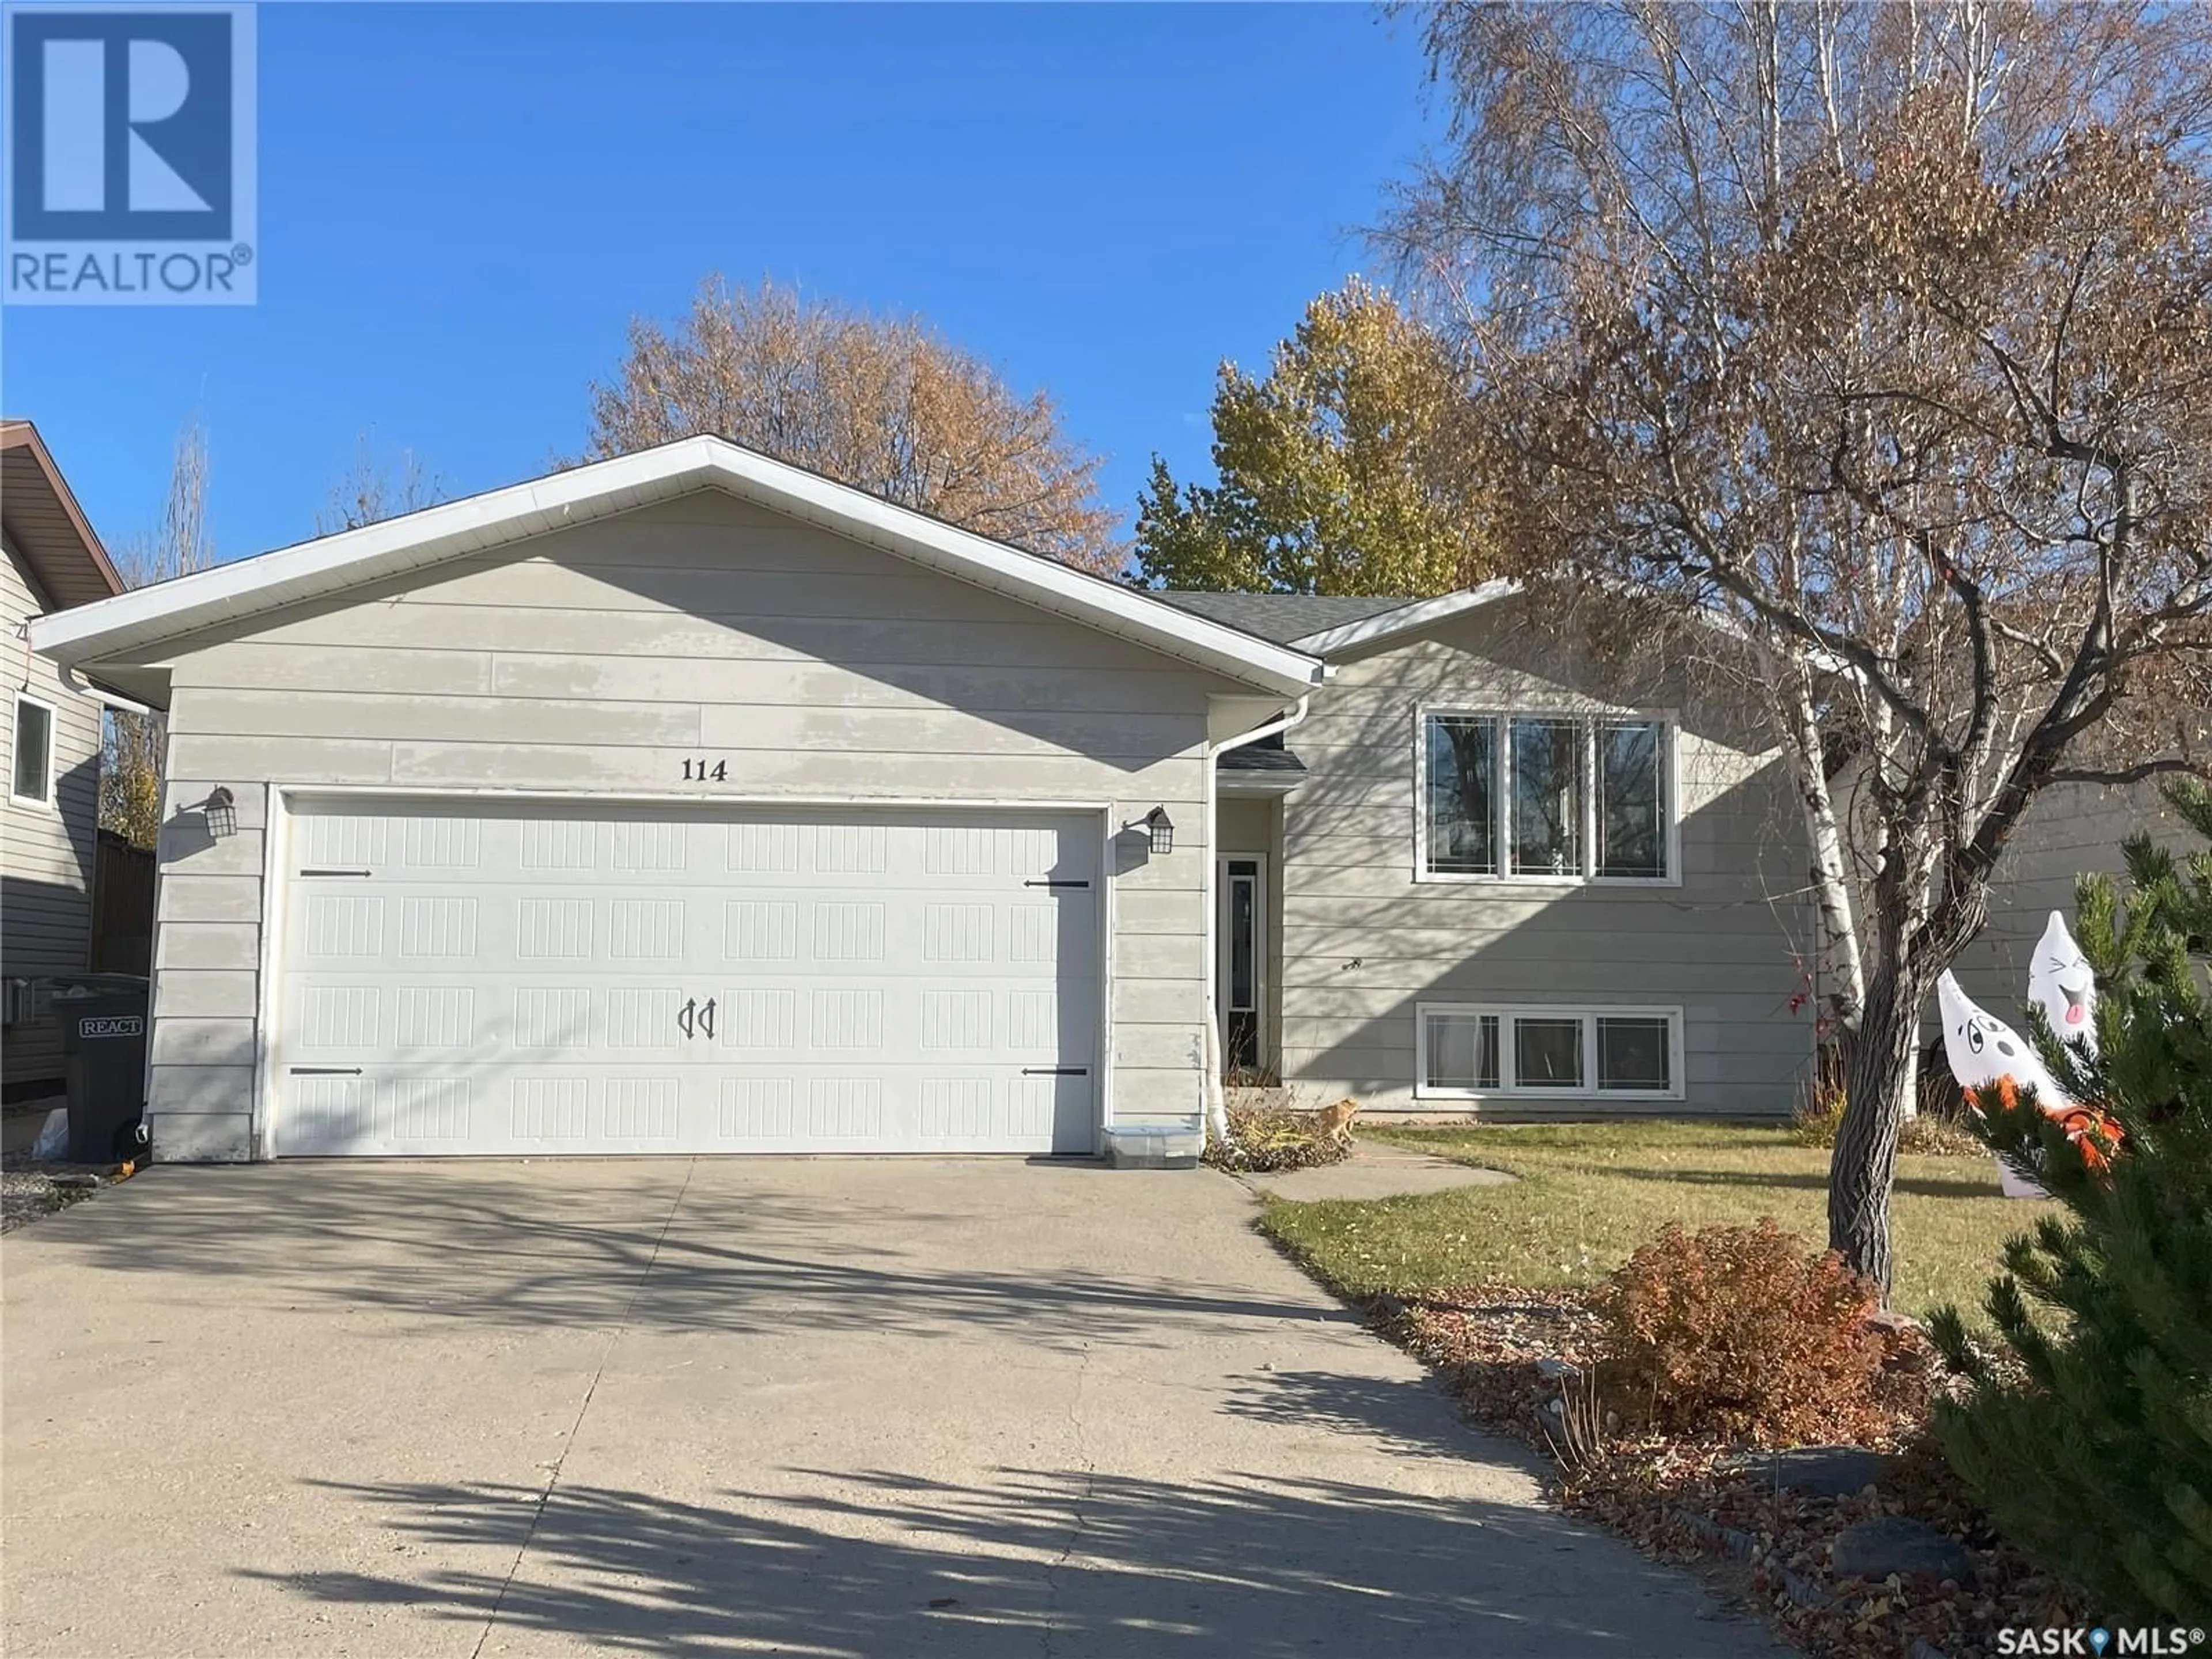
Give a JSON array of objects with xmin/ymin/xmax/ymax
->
[
  {"xmin": 59, "ymin": 665, "xmax": 159, "ymax": 717},
  {"xmin": 1200, "ymin": 694, "xmax": 1311, "ymax": 1149}
]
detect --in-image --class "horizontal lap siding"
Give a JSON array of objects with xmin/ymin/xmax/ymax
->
[
  {"xmin": 1278, "ymin": 604, "xmax": 1816, "ymax": 1116},
  {"xmin": 143, "ymin": 491, "xmax": 1223, "ymax": 1158},
  {"xmin": 4, "ymin": 543, "xmax": 104, "ymax": 1088},
  {"xmin": 1944, "ymin": 781, "xmax": 2193, "ymax": 1023}
]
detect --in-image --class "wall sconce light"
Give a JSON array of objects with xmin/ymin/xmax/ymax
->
[
  {"xmin": 1144, "ymin": 805, "xmax": 1174, "ymax": 855},
  {"xmin": 202, "ymin": 786, "xmax": 238, "ymax": 839}
]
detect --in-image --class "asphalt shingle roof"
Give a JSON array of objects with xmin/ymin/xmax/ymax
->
[{"xmin": 1150, "ymin": 590, "xmax": 1415, "ymax": 646}]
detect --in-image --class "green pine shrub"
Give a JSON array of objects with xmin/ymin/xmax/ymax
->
[{"xmin": 1930, "ymin": 779, "xmax": 2212, "ymax": 1623}]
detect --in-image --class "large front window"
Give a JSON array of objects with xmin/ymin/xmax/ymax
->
[
  {"xmin": 1425, "ymin": 714, "xmax": 1497, "ymax": 875},
  {"xmin": 1421, "ymin": 710, "xmax": 1670, "ymax": 881}
]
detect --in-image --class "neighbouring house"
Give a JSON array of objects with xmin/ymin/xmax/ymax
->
[
  {"xmin": 23, "ymin": 435, "xmax": 2162, "ymax": 1161},
  {"xmin": 2, "ymin": 419, "xmax": 126, "ymax": 1103}
]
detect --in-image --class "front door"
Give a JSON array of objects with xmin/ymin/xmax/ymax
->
[{"xmin": 1215, "ymin": 854, "xmax": 1264, "ymax": 1077}]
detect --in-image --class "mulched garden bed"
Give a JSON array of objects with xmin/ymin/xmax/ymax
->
[
  {"xmin": 1, "ymin": 1151, "xmax": 131, "ymax": 1233},
  {"xmin": 1372, "ymin": 1284, "xmax": 2092, "ymax": 1659}
]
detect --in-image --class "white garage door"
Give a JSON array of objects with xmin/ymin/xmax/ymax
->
[{"xmin": 274, "ymin": 801, "xmax": 1100, "ymax": 1156}]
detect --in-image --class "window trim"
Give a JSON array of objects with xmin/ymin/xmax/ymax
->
[
  {"xmin": 1415, "ymin": 1002, "xmax": 1685, "ymax": 1102},
  {"xmin": 10, "ymin": 694, "xmax": 56, "ymax": 809},
  {"xmin": 1413, "ymin": 704, "xmax": 1680, "ymax": 887}
]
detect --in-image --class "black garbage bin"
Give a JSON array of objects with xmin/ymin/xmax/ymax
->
[{"xmin": 56, "ymin": 976, "xmax": 151, "ymax": 1164}]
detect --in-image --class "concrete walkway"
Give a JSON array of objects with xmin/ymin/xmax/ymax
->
[
  {"xmin": 2, "ymin": 1159, "xmax": 1782, "ymax": 1657},
  {"xmin": 1247, "ymin": 1135, "xmax": 1518, "ymax": 1202}
]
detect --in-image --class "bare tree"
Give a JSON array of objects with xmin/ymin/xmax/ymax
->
[
  {"xmin": 1388, "ymin": 2, "xmax": 2212, "ymax": 1286},
  {"xmin": 102, "ymin": 416, "xmax": 216, "ymax": 849},
  {"xmin": 317, "ymin": 431, "xmax": 446, "ymax": 534},
  {"xmin": 585, "ymin": 277, "xmax": 1123, "ymax": 575}
]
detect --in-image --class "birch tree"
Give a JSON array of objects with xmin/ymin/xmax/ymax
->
[{"xmin": 1389, "ymin": 2, "xmax": 2212, "ymax": 1286}]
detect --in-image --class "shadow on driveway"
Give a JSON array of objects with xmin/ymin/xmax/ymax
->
[
  {"xmin": 251, "ymin": 1464, "xmax": 1713, "ymax": 1657},
  {"xmin": 36, "ymin": 1161, "xmax": 1328, "ymax": 1349}
]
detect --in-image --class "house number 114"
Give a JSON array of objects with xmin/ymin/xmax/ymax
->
[{"xmin": 680, "ymin": 757, "xmax": 728, "ymax": 782}]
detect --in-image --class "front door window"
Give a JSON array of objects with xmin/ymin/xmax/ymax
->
[{"xmin": 1219, "ymin": 857, "xmax": 1262, "ymax": 1076}]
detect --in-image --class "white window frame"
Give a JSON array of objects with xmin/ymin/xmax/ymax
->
[
  {"xmin": 10, "ymin": 694, "xmax": 56, "ymax": 809},
  {"xmin": 1415, "ymin": 1002, "xmax": 1685, "ymax": 1102},
  {"xmin": 1414, "ymin": 704, "xmax": 1680, "ymax": 887}
]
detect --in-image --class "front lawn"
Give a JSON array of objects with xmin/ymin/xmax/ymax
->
[{"xmin": 1258, "ymin": 1119, "xmax": 2052, "ymax": 1317}]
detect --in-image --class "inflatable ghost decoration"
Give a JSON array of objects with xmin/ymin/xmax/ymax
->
[
  {"xmin": 1938, "ymin": 972, "xmax": 2077, "ymax": 1109},
  {"xmin": 2027, "ymin": 910, "xmax": 2098, "ymax": 1056},
  {"xmin": 1937, "ymin": 968, "xmax": 2123, "ymax": 1192},
  {"xmin": 1938, "ymin": 972, "xmax": 2075, "ymax": 1198}
]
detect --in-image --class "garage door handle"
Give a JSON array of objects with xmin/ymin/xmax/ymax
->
[
  {"xmin": 298, "ymin": 868, "xmax": 374, "ymax": 877},
  {"xmin": 1022, "ymin": 1066, "xmax": 1089, "ymax": 1077},
  {"xmin": 289, "ymin": 1066, "xmax": 363, "ymax": 1075},
  {"xmin": 1024, "ymin": 880, "xmax": 1090, "ymax": 889},
  {"xmin": 676, "ymin": 998, "xmax": 696, "ymax": 1039},
  {"xmin": 697, "ymin": 998, "xmax": 716, "ymax": 1040}
]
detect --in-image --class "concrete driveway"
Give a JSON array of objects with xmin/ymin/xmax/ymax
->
[{"xmin": 2, "ymin": 1159, "xmax": 1785, "ymax": 1657}]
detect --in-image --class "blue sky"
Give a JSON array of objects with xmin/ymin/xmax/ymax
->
[{"xmin": 4, "ymin": 3, "xmax": 1437, "ymax": 567}]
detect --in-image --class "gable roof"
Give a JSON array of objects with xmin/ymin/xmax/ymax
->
[
  {"xmin": 27, "ymin": 435, "xmax": 1325, "ymax": 699},
  {"xmin": 1151, "ymin": 584, "xmax": 1524, "ymax": 656},
  {"xmin": 1287, "ymin": 582, "xmax": 1519, "ymax": 654},
  {"xmin": 1152, "ymin": 590, "xmax": 1415, "ymax": 645},
  {"xmin": 1, "ymin": 420, "xmax": 124, "ymax": 611}
]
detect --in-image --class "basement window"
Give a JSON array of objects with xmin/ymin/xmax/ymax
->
[{"xmin": 1417, "ymin": 1004, "xmax": 1683, "ymax": 1101}]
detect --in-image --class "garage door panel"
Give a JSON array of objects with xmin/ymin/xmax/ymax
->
[
  {"xmin": 277, "ymin": 804, "xmax": 1102, "ymax": 1157},
  {"xmin": 286, "ymin": 1071, "xmax": 484, "ymax": 1154}
]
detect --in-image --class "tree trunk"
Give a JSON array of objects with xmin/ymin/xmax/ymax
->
[
  {"xmin": 1827, "ymin": 969, "xmax": 1924, "ymax": 1293},
  {"xmin": 1779, "ymin": 658, "xmax": 1865, "ymax": 1024}
]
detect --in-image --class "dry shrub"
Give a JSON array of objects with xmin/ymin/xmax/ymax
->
[
  {"xmin": 1202, "ymin": 1099, "xmax": 1353, "ymax": 1174},
  {"xmin": 1596, "ymin": 1218, "xmax": 1894, "ymax": 1446},
  {"xmin": 1791, "ymin": 1060, "xmax": 1987, "ymax": 1157},
  {"xmin": 1788, "ymin": 1074, "xmax": 1849, "ymax": 1148}
]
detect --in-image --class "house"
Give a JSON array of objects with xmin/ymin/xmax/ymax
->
[
  {"xmin": 29, "ymin": 437, "xmax": 1324, "ymax": 1161},
  {"xmin": 1158, "ymin": 587, "xmax": 1817, "ymax": 1116},
  {"xmin": 36, "ymin": 433, "xmax": 2159, "ymax": 1161},
  {"xmin": 3, "ymin": 420, "xmax": 124, "ymax": 1104}
]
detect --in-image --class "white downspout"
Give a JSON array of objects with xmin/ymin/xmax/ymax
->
[{"xmin": 1201, "ymin": 693, "xmax": 1310, "ymax": 1149}]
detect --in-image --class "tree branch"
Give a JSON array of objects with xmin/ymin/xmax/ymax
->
[{"xmin": 2047, "ymin": 758, "xmax": 2212, "ymax": 788}]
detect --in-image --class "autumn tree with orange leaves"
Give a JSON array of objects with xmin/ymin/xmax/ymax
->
[{"xmin": 586, "ymin": 278, "xmax": 1122, "ymax": 575}]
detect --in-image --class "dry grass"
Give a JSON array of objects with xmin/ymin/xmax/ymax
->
[{"xmin": 1259, "ymin": 1119, "xmax": 2051, "ymax": 1318}]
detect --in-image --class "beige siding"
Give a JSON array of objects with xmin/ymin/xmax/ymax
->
[
  {"xmin": 1278, "ymin": 601, "xmax": 1816, "ymax": 1116},
  {"xmin": 1946, "ymin": 780, "xmax": 2195, "ymax": 1018},
  {"xmin": 139, "ymin": 490, "xmax": 1231, "ymax": 1159},
  {"xmin": 3, "ymin": 540, "xmax": 103, "ymax": 1089}
]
